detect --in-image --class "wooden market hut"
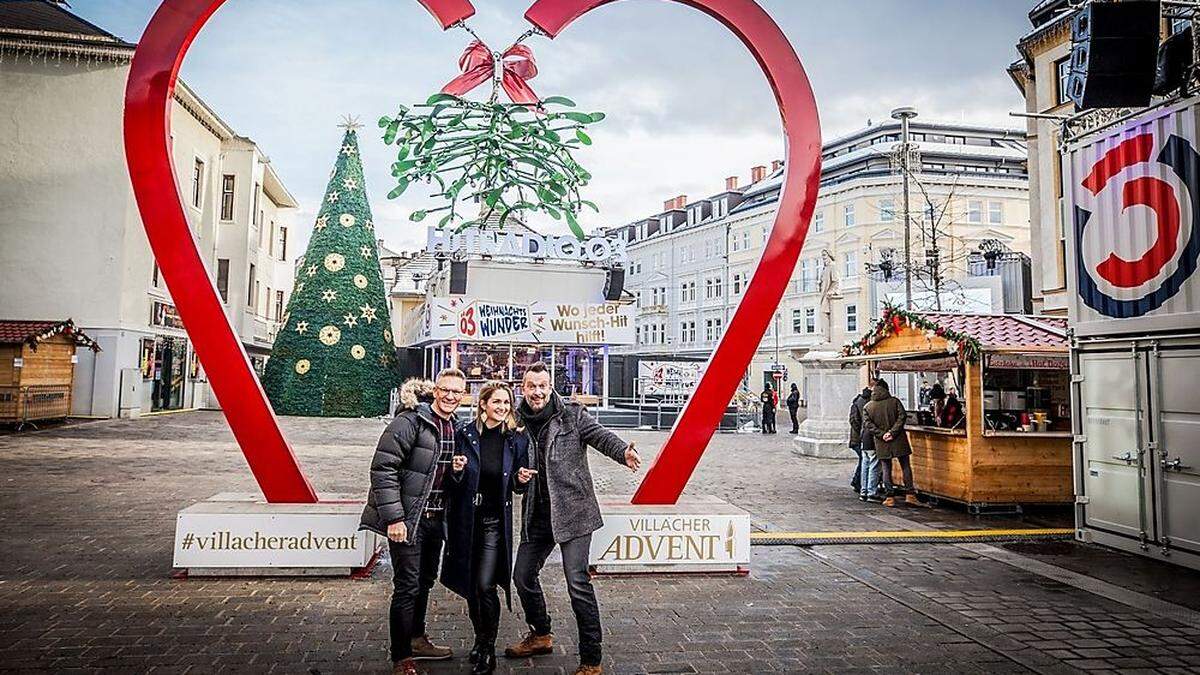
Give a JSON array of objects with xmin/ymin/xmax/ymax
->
[
  {"xmin": 842, "ymin": 307, "xmax": 1073, "ymax": 511},
  {"xmin": 0, "ymin": 319, "xmax": 99, "ymax": 426}
]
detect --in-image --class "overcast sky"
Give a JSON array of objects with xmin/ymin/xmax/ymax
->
[{"xmin": 72, "ymin": 0, "xmax": 1031, "ymax": 253}]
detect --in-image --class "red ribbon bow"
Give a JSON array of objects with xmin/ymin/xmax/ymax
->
[{"xmin": 441, "ymin": 40, "xmax": 540, "ymax": 106}]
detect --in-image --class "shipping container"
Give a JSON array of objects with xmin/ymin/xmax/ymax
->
[
  {"xmin": 1064, "ymin": 95, "xmax": 1200, "ymax": 337},
  {"xmin": 1065, "ymin": 96, "xmax": 1200, "ymax": 571}
]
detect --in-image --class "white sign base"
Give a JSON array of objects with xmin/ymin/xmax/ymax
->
[
  {"xmin": 173, "ymin": 493, "xmax": 383, "ymax": 577},
  {"xmin": 589, "ymin": 496, "xmax": 751, "ymax": 575}
]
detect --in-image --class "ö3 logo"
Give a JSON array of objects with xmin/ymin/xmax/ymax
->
[{"xmin": 1074, "ymin": 131, "xmax": 1200, "ymax": 318}]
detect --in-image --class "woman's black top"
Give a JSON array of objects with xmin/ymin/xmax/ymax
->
[{"xmin": 477, "ymin": 423, "xmax": 506, "ymax": 517}]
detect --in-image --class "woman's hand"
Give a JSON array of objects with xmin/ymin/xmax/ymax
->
[
  {"xmin": 452, "ymin": 455, "xmax": 467, "ymax": 473},
  {"xmin": 387, "ymin": 521, "xmax": 407, "ymax": 543},
  {"xmin": 516, "ymin": 467, "xmax": 538, "ymax": 484},
  {"xmin": 882, "ymin": 432, "xmax": 894, "ymax": 442}
]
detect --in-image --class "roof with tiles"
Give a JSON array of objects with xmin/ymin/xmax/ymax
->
[
  {"xmin": 0, "ymin": 319, "xmax": 100, "ymax": 351},
  {"xmin": 919, "ymin": 312, "xmax": 1067, "ymax": 350}
]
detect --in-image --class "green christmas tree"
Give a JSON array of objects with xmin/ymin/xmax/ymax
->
[{"xmin": 262, "ymin": 119, "xmax": 397, "ymax": 417}]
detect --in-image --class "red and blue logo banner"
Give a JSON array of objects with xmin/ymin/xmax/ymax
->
[{"xmin": 1073, "ymin": 130, "xmax": 1200, "ymax": 318}]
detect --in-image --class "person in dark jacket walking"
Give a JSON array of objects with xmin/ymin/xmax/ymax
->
[
  {"xmin": 760, "ymin": 385, "xmax": 777, "ymax": 434},
  {"xmin": 360, "ymin": 370, "xmax": 466, "ymax": 675},
  {"xmin": 504, "ymin": 363, "xmax": 640, "ymax": 675},
  {"xmin": 786, "ymin": 383, "xmax": 801, "ymax": 434},
  {"xmin": 862, "ymin": 379, "xmax": 922, "ymax": 508},
  {"xmin": 443, "ymin": 381, "xmax": 535, "ymax": 675}
]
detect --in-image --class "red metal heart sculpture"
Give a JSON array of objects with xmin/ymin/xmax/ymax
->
[{"xmin": 124, "ymin": 0, "xmax": 819, "ymax": 506}]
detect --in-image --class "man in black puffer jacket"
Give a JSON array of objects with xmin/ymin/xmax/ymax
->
[{"xmin": 361, "ymin": 369, "xmax": 466, "ymax": 674}]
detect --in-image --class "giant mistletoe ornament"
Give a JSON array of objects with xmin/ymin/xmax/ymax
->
[{"xmin": 381, "ymin": 25, "xmax": 605, "ymax": 240}]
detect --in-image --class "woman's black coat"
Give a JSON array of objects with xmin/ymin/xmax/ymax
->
[{"xmin": 440, "ymin": 422, "xmax": 531, "ymax": 608}]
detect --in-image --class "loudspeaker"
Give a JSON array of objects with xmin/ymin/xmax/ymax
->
[
  {"xmin": 603, "ymin": 267, "xmax": 625, "ymax": 302},
  {"xmin": 1067, "ymin": 0, "xmax": 1161, "ymax": 109},
  {"xmin": 449, "ymin": 260, "xmax": 468, "ymax": 295},
  {"xmin": 1154, "ymin": 25, "xmax": 1194, "ymax": 96}
]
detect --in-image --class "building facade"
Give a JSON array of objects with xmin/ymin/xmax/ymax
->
[
  {"xmin": 611, "ymin": 119, "xmax": 1030, "ymax": 400},
  {"xmin": 1009, "ymin": 0, "xmax": 1074, "ymax": 317},
  {"xmin": 0, "ymin": 1, "xmax": 298, "ymax": 417}
]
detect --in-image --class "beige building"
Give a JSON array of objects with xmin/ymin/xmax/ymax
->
[
  {"xmin": 615, "ymin": 118, "xmax": 1030, "ymax": 399},
  {"xmin": 1009, "ymin": 0, "xmax": 1074, "ymax": 316},
  {"xmin": 0, "ymin": 1, "xmax": 298, "ymax": 416}
]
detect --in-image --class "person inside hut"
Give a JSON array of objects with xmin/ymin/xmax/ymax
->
[
  {"xmin": 928, "ymin": 383, "xmax": 946, "ymax": 426},
  {"xmin": 941, "ymin": 391, "xmax": 964, "ymax": 429}
]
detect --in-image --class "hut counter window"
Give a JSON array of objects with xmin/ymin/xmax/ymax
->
[{"xmin": 981, "ymin": 352, "xmax": 1072, "ymax": 434}]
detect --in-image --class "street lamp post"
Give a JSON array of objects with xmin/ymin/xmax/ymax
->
[{"xmin": 891, "ymin": 106, "xmax": 918, "ymax": 310}]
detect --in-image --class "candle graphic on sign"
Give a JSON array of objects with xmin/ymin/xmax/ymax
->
[{"xmin": 725, "ymin": 522, "xmax": 735, "ymax": 558}]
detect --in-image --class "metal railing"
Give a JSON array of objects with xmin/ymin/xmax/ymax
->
[
  {"xmin": 591, "ymin": 395, "xmax": 762, "ymax": 432},
  {"xmin": 0, "ymin": 385, "xmax": 72, "ymax": 430}
]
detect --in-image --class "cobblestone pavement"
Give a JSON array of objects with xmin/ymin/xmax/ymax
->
[{"xmin": 2, "ymin": 411, "xmax": 1200, "ymax": 673}]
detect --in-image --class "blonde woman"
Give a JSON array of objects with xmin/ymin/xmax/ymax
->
[{"xmin": 442, "ymin": 381, "xmax": 535, "ymax": 674}]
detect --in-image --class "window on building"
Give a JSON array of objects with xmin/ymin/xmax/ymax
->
[
  {"xmin": 761, "ymin": 225, "xmax": 770, "ymax": 244},
  {"xmin": 846, "ymin": 304, "xmax": 858, "ymax": 333},
  {"xmin": 247, "ymin": 263, "xmax": 256, "ymax": 308},
  {"xmin": 252, "ymin": 183, "xmax": 261, "ymax": 227},
  {"xmin": 812, "ymin": 211, "xmax": 824, "ymax": 233},
  {"xmin": 843, "ymin": 250, "xmax": 858, "ymax": 278},
  {"xmin": 254, "ymin": 280, "xmax": 261, "ymax": 314},
  {"xmin": 279, "ymin": 226, "xmax": 288, "ymax": 260},
  {"xmin": 791, "ymin": 309, "xmax": 804, "ymax": 334},
  {"xmin": 152, "ymin": 262, "xmax": 160, "ymax": 288},
  {"xmin": 805, "ymin": 308, "xmax": 816, "ymax": 334},
  {"xmin": 988, "ymin": 201, "xmax": 1003, "ymax": 225},
  {"xmin": 267, "ymin": 221, "xmax": 275, "ymax": 257},
  {"xmin": 274, "ymin": 290, "xmax": 284, "ymax": 321},
  {"xmin": 879, "ymin": 199, "xmax": 894, "ymax": 222},
  {"xmin": 844, "ymin": 203, "xmax": 855, "ymax": 227},
  {"xmin": 967, "ymin": 200, "xmax": 982, "ymax": 223},
  {"xmin": 220, "ymin": 175, "xmax": 235, "ymax": 220},
  {"xmin": 192, "ymin": 159, "xmax": 204, "ymax": 208},
  {"xmin": 265, "ymin": 286, "xmax": 272, "ymax": 319},
  {"xmin": 1056, "ymin": 56, "xmax": 1071, "ymax": 106},
  {"xmin": 216, "ymin": 259, "xmax": 230, "ymax": 303},
  {"xmin": 801, "ymin": 258, "xmax": 818, "ymax": 292},
  {"xmin": 945, "ymin": 135, "xmax": 966, "ymax": 145}
]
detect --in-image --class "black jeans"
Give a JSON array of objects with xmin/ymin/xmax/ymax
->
[
  {"xmin": 513, "ymin": 529, "xmax": 602, "ymax": 666},
  {"xmin": 467, "ymin": 515, "xmax": 504, "ymax": 650},
  {"xmin": 761, "ymin": 409, "xmax": 776, "ymax": 433},
  {"xmin": 388, "ymin": 513, "xmax": 445, "ymax": 662},
  {"xmin": 880, "ymin": 455, "xmax": 915, "ymax": 494},
  {"xmin": 788, "ymin": 406, "xmax": 799, "ymax": 433}
]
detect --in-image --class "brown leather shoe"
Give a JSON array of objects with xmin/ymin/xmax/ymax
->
[
  {"xmin": 410, "ymin": 634, "xmax": 452, "ymax": 660},
  {"xmin": 905, "ymin": 494, "xmax": 929, "ymax": 507},
  {"xmin": 504, "ymin": 630, "xmax": 554, "ymax": 658},
  {"xmin": 392, "ymin": 658, "xmax": 420, "ymax": 675},
  {"xmin": 573, "ymin": 665, "xmax": 602, "ymax": 675},
  {"xmin": 882, "ymin": 497, "xmax": 897, "ymax": 508}
]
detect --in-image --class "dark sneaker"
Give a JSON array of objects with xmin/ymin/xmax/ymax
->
[
  {"xmin": 504, "ymin": 630, "xmax": 554, "ymax": 658},
  {"xmin": 410, "ymin": 635, "xmax": 452, "ymax": 661}
]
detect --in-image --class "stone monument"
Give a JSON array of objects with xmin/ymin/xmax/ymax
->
[{"xmin": 792, "ymin": 350, "xmax": 861, "ymax": 458}]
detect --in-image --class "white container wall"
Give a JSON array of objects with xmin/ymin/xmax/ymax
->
[{"xmin": 1064, "ymin": 96, "xmax": 1200, "ymax": 337}]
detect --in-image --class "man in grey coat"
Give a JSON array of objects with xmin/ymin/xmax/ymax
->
[{"xmin": 504, "ymin": 362, "xmax": 640, "ymax": 675}]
